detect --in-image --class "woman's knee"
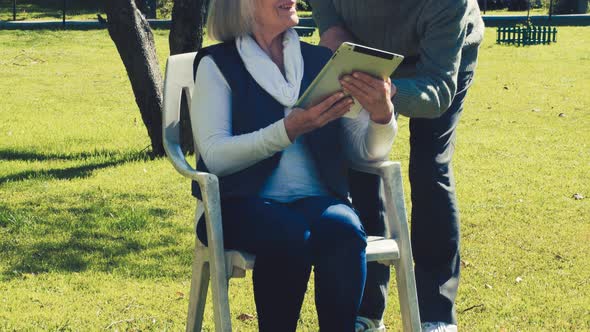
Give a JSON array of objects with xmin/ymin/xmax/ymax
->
[{"xmin": 313, "ymin": 204, "xmax": 367, "ymax": 250}]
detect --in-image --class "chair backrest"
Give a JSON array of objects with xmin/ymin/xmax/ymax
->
[
  {"xmin": 162, "ymin": 52, "xmax": 199, "ymax": 169},
  {"xmin": 163, "ymin": 51, "xmax": 208, "ymax": 226}
]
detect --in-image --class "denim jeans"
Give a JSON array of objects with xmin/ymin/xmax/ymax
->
[
  {"xmin": 197, "ymin": 195, "xmax": 367, "ymax": 332},
  {"xmin": 350, "ymin": 71, "xmax": 475, "ymax": 324}
]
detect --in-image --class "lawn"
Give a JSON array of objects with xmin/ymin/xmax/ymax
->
[
  {"xmin": 0, "ymin": 0, "xmax": 104, "ymax": 21},
  {"xmin": 0, "ymin": 26, "xmax": 589, "ymax": 331}
]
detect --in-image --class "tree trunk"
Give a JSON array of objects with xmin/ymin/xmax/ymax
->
[
  {"xmin": 134, "ymin": 0, "xmax": 148, "ymax": 16},
  {"xmin": 169, "ymin": 0, "xmax": 207, "ymax": 55},
  {"xmin": 104, "ymin": 0, "xmax": 165, "ymax": 157},
  {"xmin": 169, "ymin": 0, "xmax": 208, "ymax": 154}
]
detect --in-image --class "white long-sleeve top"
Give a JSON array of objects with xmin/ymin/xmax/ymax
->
[{"xmin": 191, "ymin": 30, "xmax": 397, "ymax": 202}]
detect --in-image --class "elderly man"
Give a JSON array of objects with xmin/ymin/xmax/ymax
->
[{"xmin": 310, "ymin": 0, "xmax": 484, "ymax": 331}]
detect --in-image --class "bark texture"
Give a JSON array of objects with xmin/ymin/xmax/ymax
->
[
  {"xmin": 169, "ymin": 0, "xmax": 208, "ymax": 154},
  {"xmin": 104, "ymin": 0, "xmax": 165, "ymax": 157},
  {"xmin": 169, "ymin": 0, "xmax": 207, "ymax": 55}
]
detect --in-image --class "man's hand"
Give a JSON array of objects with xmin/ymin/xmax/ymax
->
[
  {"xmin": 284, "ymin": 92, "xmax": 353, "ymax": 142},
  {"xmin": 319, "ymin": 25, "xmax": 356, "ymax": 52},
  {"xmin": 340, "ymin": 72, "xmax": 396, "ymax": 124}
]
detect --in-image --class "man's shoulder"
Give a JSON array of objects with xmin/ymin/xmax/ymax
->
[{"xmin": 419, "ymin": 0, "xmax": 467, "ymax": 14}]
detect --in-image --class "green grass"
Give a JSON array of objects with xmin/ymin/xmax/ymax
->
[
  {"xmin": 0, "ymin": 0, "xmax": 313, "ymax": 22},
  {"xmin": 0, "ymin": 0, "xmax": 104, "ymax": 21},
  {"xmin": 0, "ymin": 27, "xmax": 589, "ymax": 331},
  {"xmin": 483, "ymin": 8, "xmax": 550, "ymax": 15}
]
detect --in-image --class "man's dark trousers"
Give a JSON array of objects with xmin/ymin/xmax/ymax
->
[{"xmin": 350, "ymin": 71, "xmax": 474, "ymax": 325}]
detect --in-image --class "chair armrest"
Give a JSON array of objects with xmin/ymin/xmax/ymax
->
[
  {"xmin": 164, "ymin": 140, "xmax": 224, "ymax": 245},
  {"xmin": 163, "ymin": 140, "xmax": 210, "ymax": 184},
  {"xmin": 350, "ymin": 161, "xmax": 409, "ymax": 243},
  {"xmin": 376, "ymin": 162, "xmax": 413, "ymax": 272},
  {"xmin": 164, "ymin": 140, "xmax": 229, "ymax": 283}
]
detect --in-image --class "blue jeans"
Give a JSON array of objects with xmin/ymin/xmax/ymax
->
[
  {"xmin": 351, "ymin": 71, "xmax": 475, "ymax": 324},
  {"xmin": 197, "ymin": 195, "xmax": 367, "ymax": 332}
]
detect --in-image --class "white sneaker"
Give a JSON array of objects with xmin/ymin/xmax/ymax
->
[
  {"xmin": 355, "ymin": 316, "xmax": 385, "ymax": 332},
  {"xmin": 421, "ymin": 321, "xmax": 458, "ymax": 332}
]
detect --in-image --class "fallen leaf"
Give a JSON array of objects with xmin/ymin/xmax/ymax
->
[
  {"xmin": 558, "ymin": 113, "xmax": 566, "ymax": 117},
  {"xmin": 461, "ymin": 260, "xmax": 471, "ymax": 268},
  {"xmin": 175, "ymin": 291, "xmax": 184, "ymax": 299},
  {"xmin": 237, "ymin": 313, "xmax": 255, "ymax": 321},
  {"xmin": 572, "ymin": 193, "xmax": 584, "ymax": 200}
]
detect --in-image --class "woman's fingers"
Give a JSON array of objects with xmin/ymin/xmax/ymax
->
[
  {"xmin": 341, "ymin": 78, "xmax": 370, "ymax": 101},
  {"xmin": 317, "ymin": 97, "xmax": 353, "ymax": 125},
  {"xmin": 340, "ymin": 76, "xmax": 371, "ymax": 100},
  {"xmin": 311, "ymin": 91, "xmax": 345, "ymax": 115},
  {"xmin": 352, "ymin": 72, "xmax": 385, "ymax": 90}
]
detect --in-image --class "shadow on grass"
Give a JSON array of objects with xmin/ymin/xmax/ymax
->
[
  {"xmin": 0, "ymin": 160, "xmax": 126, "ymax": 185},
  {"xmin": 0, "ymin": 148, "xmax": 191, "ymax": 280},
  {"xmin": 0, "ymin": 198, "xmax": 191, "ymax": 281},
  {"xmin": 0, "ymin": 148, "xmax": 152, "ymax": 185},
  {"xmin": 0, "ymin": 148, "xmax": 141, "ymax": 162}
]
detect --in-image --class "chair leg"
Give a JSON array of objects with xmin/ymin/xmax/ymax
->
[
  {"xmin": 394, "ymin": 259, "xmax": 421, "ymax": 332},
  {"xmin": 210, "ymin": 271, "xmax": 232, "ymax": 332},
  {"xmin": 186, "ymin": 260, "xmax": 210, "ymax": 332}
]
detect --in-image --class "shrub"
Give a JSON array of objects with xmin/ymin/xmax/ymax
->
[
  {"xmin": 551, "ymin": 0, "xmax": 589, "ymax": 14},
  {"xmin": 508, "ymin": 0, "xmax": 530, "ymax": 10},
  {"xmin": 478, "ymin": 0, "xmax": 511, "ymax": 10},
  {"xmin": 297, "ymin": 0, "xmax": 312, "ymax": 11}
]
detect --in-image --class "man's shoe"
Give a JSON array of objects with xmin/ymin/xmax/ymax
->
[
  {"xmin": 421, "ymin": 322, "xmax": 458, "ymax": 332},
  {"xmin": 355, "ymin": 316, "xmax": 385, "ymax": 332}
]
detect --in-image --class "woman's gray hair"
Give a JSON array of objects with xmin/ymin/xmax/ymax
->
[{"xmin": 207, "ymin": 0, "xmax": 255, "ymax": 42}]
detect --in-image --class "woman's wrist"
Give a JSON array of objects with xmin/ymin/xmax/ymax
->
[{"xmin": 369, "ymin": 103, "xmax": 394, "ymax": 124}]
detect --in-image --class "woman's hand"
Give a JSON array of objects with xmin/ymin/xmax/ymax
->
[
  {"xmin": 340, "ymin": 72, "xmax": 397, "ymax": 124},
  {"xmin": 284, "ymin": 92, "xmax": 354, "ymax": 142}
]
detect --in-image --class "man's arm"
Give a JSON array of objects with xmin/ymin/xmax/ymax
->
[
  {"xmin": 310, "ymin": 0, "xmax": 355, "ymax": 51},
  {"xmin": 393, "ymin": 0, "xmax": 468, "ymax": 119},
  {"xmin": 318, "ymin": 25, "xmax": 356, "ymax": 52}
]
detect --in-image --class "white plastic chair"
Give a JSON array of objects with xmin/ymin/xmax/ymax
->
[{"xmin": 162, "ymin": 52, "xmax": 421, "ymax": 332}]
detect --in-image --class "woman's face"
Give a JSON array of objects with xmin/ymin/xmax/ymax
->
[{"xmin": 253, "ymin": 0, "xmax": 298, "ymax": 35}]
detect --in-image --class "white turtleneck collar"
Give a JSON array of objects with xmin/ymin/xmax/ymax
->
[{"xmin": 236, "ymin": 28, "xmax": 303, "ymax": 108}]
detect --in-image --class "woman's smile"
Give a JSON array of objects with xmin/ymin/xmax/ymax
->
[{"xmin": 277, "ymin": 0, "xmax": 297, "ymax": 14}]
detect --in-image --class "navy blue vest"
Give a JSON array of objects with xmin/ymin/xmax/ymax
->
[{"xmin": 191, "ymin": 41, "xmax": 348, "ymax": 200}]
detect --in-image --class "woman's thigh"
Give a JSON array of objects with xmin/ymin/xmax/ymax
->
[
  {"xmin": 197, "ymin": 195, "xmax": 366, "ymax": 256},
  {"xmin": 198, "ymin": 196, "xmax": 312, "ymax": 258}
]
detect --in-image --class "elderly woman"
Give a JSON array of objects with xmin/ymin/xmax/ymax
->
[{"xmin": 191, "ymin": 0, "xmax": 397, "ymax": 331}]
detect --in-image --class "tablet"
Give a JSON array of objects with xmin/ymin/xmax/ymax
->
[{"xmin": 295, "ymin": 42, "xmax": 404, "ymax": 118}]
